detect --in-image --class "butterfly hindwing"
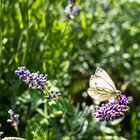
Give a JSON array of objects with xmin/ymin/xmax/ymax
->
[{"xmin": 87, "ymin": 87, "xmax": 114, "ymax": 102}]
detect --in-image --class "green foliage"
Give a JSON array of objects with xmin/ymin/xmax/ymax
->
[
  {"xmin": 0, "ymin": 0, "xmax": 140, "ymax": 139},
  {"xmin": 31, "ymin": 123, "xmax": 46, "ymax": 140}
]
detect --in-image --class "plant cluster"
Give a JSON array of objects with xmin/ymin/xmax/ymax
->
[{"xmin": 0, "ymin": 0, "xmax": 140, "ymax": 139}]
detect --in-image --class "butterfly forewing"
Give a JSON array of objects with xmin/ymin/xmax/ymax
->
[
  {"xmin": 95, "ymin": 67, "xmax": 116, "ymax": 90},
  {"xmin": 89, "ymin": 75, "xmax": 115, "ymax": 92}
]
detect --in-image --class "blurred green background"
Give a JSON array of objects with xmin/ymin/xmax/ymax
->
[{"xmin": 0, "ymin": 0, "xmax": 140, "ymax": 139}]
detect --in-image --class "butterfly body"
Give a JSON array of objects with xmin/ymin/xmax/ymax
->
[{"xmin": 88, "ymin": 67, "xmax": 121, "ymax": 102}]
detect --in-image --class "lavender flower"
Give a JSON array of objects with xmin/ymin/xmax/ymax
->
[
  {"xmin": 15, "ymin": 66, "xmax": 30, "ymax": 81},
  {"xmin": 7, "ymin": 109, "xmax": 19, "ymax": 131},
  {"xmin": 94, "ymin": 94, "xmax": 129, "ymax": 122},
  {"xmin": 65, "ymin": 3, "xmax": 81, "ymax": 19},
  {"xmin": 71, "ymin": 0, "xmax": 76, "ymax": 3},
  {"xmin": 15, "ymin": 66, "xmax": 47, "ymax": 90},
  {"xmin": 15, "ymin": 66, "xmax": 62, "ymax": 100},
  {"xmin": 101, "ymin": 0, "xmax": 108, "ymax": 12},
  {"xmin": 118, "ymin": 94, "xmax": 129, "ymax": 105},
  {"xmin": 44, "ymin": 92, "xmax": 61, "ymax": 100}
]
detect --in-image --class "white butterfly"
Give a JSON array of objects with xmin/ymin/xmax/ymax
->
[{"xmin": 87, "ymin": 67, "xmax": 121, "ymax": 102}]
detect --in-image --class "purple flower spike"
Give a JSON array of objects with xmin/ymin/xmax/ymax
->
[
  {"xmin": 118, "ymin": 94, "xmax": 129, "ymax": 105},
  {"xmin": 71, "ymin": 0, "xmax": 76, "ymax": 3},
  {"xmin": 44, "ymin": 92, "xmax": 61, "ymax": 100},
  {"xmin": 101, "ymin": 0, "xmax": 108, "ymax": 12},
  {"xmin": 65, "ymin": 3, "xmax": 81, "ymax": 19},
  {"xmin": 94, "ymin": 94, "xmax": 129, "ymax": 122},
  {"xmin": 36, "ymin": 73, "xmax": 47, "ymax": 90},
  {"xmin": 15, "ymin": 66, "xmax": 30, "ymax": 81},
  {"xmin": 15, "ymin": 66, "xmax": 47, "ymax": 90},
  {"xmin": 7, "ymin": 109, "xmax": 19, "ymax": 129}
]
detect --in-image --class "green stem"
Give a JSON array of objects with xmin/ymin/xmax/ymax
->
[
  {"xmin": 22, "ymin": 0, "xmax": 29, "ymax": 64},
  {"xmin": 15, "ymin": 125, "xmax": 20, "ymax": 137},
  {"xmin": 0, "ymin": 0, "xmax": 3, "ymax": 76},
  {"xmin": 54, "ymin": 99, "xmax": 67, "ymax": 120}
]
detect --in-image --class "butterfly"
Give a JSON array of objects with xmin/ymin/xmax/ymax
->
[{"xmin": 87, "ymin": 67, "xmax": 121, "ymax": 102}]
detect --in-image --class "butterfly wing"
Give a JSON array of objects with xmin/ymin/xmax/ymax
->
[
  {"xmin": 89, "ymin": 75, "xmax": 115, "ymax": 91},
  {"xmin": 87, "ymin": 87, "xmax": 113, "ymax": 102},
  {"xmin": 95, "ymin": 67, "xmax": 116, "ymax": 90},
  {"xmin": 88, "ymin": 75, "xmax": 116, "ymax": 102}
]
